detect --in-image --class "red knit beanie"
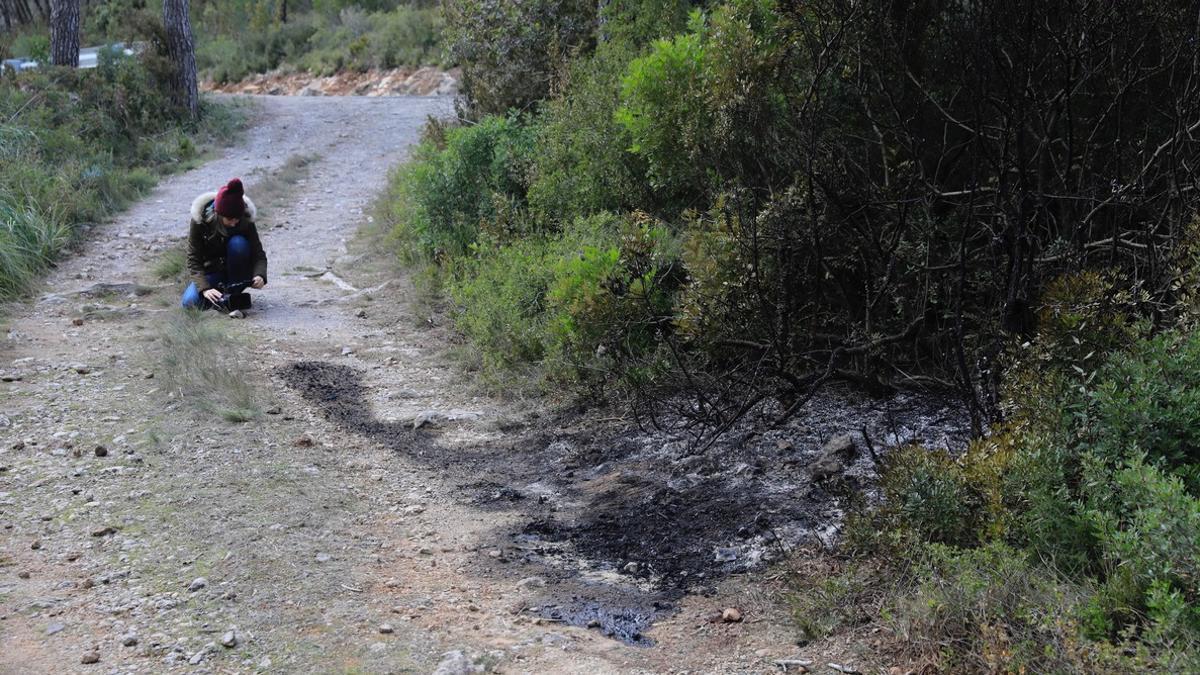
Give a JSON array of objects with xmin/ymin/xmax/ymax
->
[{"xmin": 214, "ymin": 178, "xmax": 245, "ymax": 219}]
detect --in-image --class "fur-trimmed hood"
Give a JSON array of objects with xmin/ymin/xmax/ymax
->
[{"xmin": 190, "ymin": 191, "xmax": 257, "ymax": 224}]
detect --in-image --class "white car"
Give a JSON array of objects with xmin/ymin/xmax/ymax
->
[{"xmin": 2, "ymin": 43, "xmax": 140, "ymax": 73}]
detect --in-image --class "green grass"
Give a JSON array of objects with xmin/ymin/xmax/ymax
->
[
  {"xmin": 0, "ymin": 197, "xmax": 71, "ymax": 301},
  {"xmin": 0, "ymin": 57, "xmax": 247, "ymax": 311},
  {"xmin": 152, "ymin": 247, "xmax": 187, "ymax": 281},
  {"xmin": 159, "ymin": 311, "xmax": 262, "ymax": 423}
]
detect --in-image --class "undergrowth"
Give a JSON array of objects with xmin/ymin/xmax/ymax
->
[
  {"xmin": 0, "ymin": 51, "xmax": 244, "ymax": 307},
  {"xmin": 196, "ymin": 5, "xmax": 445, "ymax": 83}
]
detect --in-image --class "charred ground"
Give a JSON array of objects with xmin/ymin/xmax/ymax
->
[{"xmin": 280, "ymin": 359, "xmax": 970, "ymax": 644}]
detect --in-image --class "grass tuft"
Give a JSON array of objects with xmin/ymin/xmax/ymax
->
[
  {"xmin": 247, "ymin": 153, "xmax": 320, "ymax": 223},
  {"xmin": 159, "ymin": 311, "xmax": 262, "ymax": 423},
  {"xmin": 153, "ymin": 247, "xmax": 187, "ymax": 281}
]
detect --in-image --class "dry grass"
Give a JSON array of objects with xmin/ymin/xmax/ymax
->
[
  {"xmin": 248, "ymin": 153, "xmax": 320, "ymax": 220},
  {"xmin": 158, "ymin": 311, "xmax": 262, "ymax": 422}
]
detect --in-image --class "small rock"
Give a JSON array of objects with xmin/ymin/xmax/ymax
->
[
  {"xmin": 714, "ymin": 547, "xmax": 738, "ymax": 562},
  {"xmin": 341, "ymin": 346, "xmax": 354, "ymax": 356},
  {"xmin": 293, "ymin": 435, "xmax": 314, "ymax": 447},
  {"xmin": 432, "ymin": 650, "xmax": 475, "ymax": 675},
  {"xmin": 379, "ymin": 623, "xmax": 394, "ymax": 634},
  {"xmin": 586, "ymin": 618, "xmax": 601, "ymax": 629},
  {"xmin": 187, "ymin": 577, "xmax": 208, "ymax": 592},
  {"xmin": 72, "ymin": 318, "xmax": 84, "ymax": 326},
  {"xmin": 810, "ymin": 454, "xmax": 845, "ymax": 481},
  {"xmin": 411, "ymin": 411, "xmax": 440, "ymax": 430},
  {"xmin": 402, "ymin": 504, "xmax": 425, "ymax": 515},
  {"xmin": 73, "ymin": 365, "xmax": 91, "ymax": 375},
  {"xmin": 516, "ymin": 576, "xmax": 546, "ymax": 589},
  {"xmin": 316, "ymin": 553, "xmax": 332, "ymax": 563},
  {"xmin": 188, "ymin": 650, "xmax": 205, "ymax": 665},
  {"xmin": 721, "ymin": 607, "xmax": 743, "ymax": 623},
  {"xmin": 623, "ymin": 562, "xmax": 639, "ymax": 574},
  {"xmin": 30, "ymin": 540, "xmax": 41, "ymax": 550},
  {"xmin": 46, "ymin": 622, "xmax": 65, "ymax": 635},
  {"xmin": 488, "ymin": 549, "xmax": 503, "ymax": 559},
  {"xmin": 121, "ymin": 633, "xmax": 138, "ymax": 647},
  {"xmin": 93, "ymin": 445, "xmax": 108, "ymax": 457},
  {"xmin": 80, "ymin": 651, "xmax": 100, "ymax": 664},
  {"xmin": 355, "ymin": 309, "xmax": 367, "ymax": 319},
  {"xmin": 91, "ymin": 526, "xmax": 117, "ymax": 538},
  {"xmin": 266, "ymin": 406, "xmax": 282, "ymax": 415},
  {"xmin": 822, "ymin": 434, "xmax": 856, "ymax": 459},
  {"xmin": 17, "ymin": 570, "xmax": 30, "ymax": 579},
  {"xmin": 416, "ymin": 547, "xmax": 433, "ymax": 556},
  {"xmin": 221, "ymin": 630, "xmax": 237, "ymax": 648}
]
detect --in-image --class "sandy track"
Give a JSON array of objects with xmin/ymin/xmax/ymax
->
[{"xmin": 0, "ymin": 95, "xmax": 819, "ymax": 674}]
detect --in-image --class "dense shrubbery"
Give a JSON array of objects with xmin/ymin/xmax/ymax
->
[
  {"xmin": 377, "ymin": 0, "xmax": 1200, "ymax": 667},
  {"xmin": 196, "ymin": 5, "xmax": 444, "ymax": 83},
  {"xmin": 827, "ymin": 278, "xmax": 1200, "ymax": 669},
  {"xmin": 0, "ymin": 53, "xmax": 239, "ymax": 301}
]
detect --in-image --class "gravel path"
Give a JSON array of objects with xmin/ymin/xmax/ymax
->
[{"xmin": 0, "ymin": 95, "xmax": 809, "ymax": 675}]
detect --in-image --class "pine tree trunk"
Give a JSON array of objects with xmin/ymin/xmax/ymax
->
[
  {"xmin": 162, "ymin": 0, "xmax": 200, "ymax": 120},
  {"xmin": 49, "ymin": 0, "xmax": 79, "ymax": 67},
  {"xmin": 12, "ymin": 0, "xmax": 32, "ymax": 26}
]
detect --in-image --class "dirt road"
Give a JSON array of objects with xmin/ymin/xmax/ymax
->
[{"xmin": 0, "ymin": 95, "xmax": 835, "ymax": 675}]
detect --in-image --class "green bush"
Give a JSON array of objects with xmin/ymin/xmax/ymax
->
[
  {"xmin": 445, "ymin": 213, "xmax": 678, "ymax": 385},
  {"xmin": 615, "ymin": 24, "xmax": 710, "ymax": 196},
  {"xmin": 448, "ymin": 237, "xmax": 556, "ymax": 376},
  {"xmin": 1086, "ymin": 332, "xmax": 1200, "ymax": 490},
  {"xmin": 527, "ymin": 42, "xmax": 650, "ymax": 227},
  {"xmin": 0, "ymin": 56, "xmax": 240, "ymax": 303},
  {"xmin": 444, "ymin": 0, "xmax": 596, "ymax": 115},
  {"xmin": 876, "ymin": 445, "xmax": 981, "ymax": 547},
  {"xmin": 544, "ymin": 213, "xmax": 677, "ymax": 380},
  {"xmin": 380, "ymin": 115, "xmax": 536, "ymax": 261},
  {"xmin": 1083, "ymin": 456, "xmax": 1200, "ymax": 639},
  {"xmin": 890, "ymin": 542, "xmax": 1097, "ymax": 673},
  {"xmin": 196, "ymin": 6, "xmax": 443, "ymax": 83}
]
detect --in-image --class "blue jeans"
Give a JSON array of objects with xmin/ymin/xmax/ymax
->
[{"xmin": 181, "ymin": 235, "xmax": 252, "ymax": 309}]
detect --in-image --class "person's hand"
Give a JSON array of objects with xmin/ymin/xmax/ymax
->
[
  {"xmin": 203, "ymin": 288, "xmax": 223, "ymax": 304},
  {"xmin": 251, "ymin": 276, "xmax": 265, "ymax": 289}
]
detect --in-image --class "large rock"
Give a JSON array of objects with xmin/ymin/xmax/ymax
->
[{"xmin": 810, "ymin": 434, "xmax": 857, "ymax": 481}]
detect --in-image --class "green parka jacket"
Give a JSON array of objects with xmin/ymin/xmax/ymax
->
[{"xmin": 186, "ymin": 191, "xmax": 268, "ymax": 293}]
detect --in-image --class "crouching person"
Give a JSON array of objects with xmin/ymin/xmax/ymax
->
[{"xmin": 181, "ymin": 178, "xmax": 268, "ymax": 318}]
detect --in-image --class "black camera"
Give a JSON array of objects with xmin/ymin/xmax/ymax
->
[{"xmin": 215, "ymin": 280, "xmax": 252, "ymax": 310}]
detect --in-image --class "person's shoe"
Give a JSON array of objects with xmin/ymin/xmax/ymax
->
[{"xmin": 228, "ymin": 309, "xmax": 246, "ymax": 319}]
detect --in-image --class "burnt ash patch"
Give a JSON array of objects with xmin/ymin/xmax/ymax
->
[
  {"xmin": 279, "ymin": 361, "xmax": 433, "ymax": 454},
  {"xmin": 462, "ymin": 480, "xmax": 528, "ymax": 508},
  {"xmin": 281, "ymin": 361, "xmax": 970, "ymax": 645},
  {"xmin": 522, "ymin": 479, "xmax": 803, "ymax": 591}
]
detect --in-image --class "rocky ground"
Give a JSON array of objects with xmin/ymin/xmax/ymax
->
[
  {"xmin": 0, "ymin": 94, "xmax": 966, "ymax": 674},
  {"xmin": 203, "ymin": 67, "xmax": 459, "ymax": 97}
]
